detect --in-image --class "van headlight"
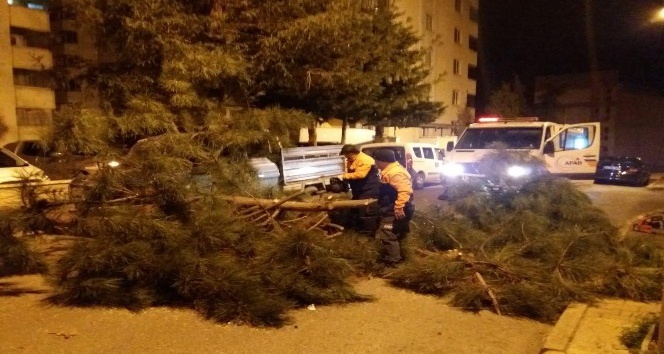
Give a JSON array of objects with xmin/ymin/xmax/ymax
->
[
  {"xmin": 507, "ymin": 165, "xmax": 530, "ymax": 178},
  {"xmin": 441, "ymin": 162, "xmax": 464, "ymax": 177}
]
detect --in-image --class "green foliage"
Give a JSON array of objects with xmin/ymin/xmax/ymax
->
[
  {"xmin": 390, "ymin": 173, "xmax": 664, "ymax": 323},
  {"xmin": 0, "ymin": 221, "xmax": 47, "ymax": 277},
  {"xmin": 55, "ymin": 0, "xmax": 442, "ymax": 151},
  {"xmin": 50, "ymin": 106, "xmax": 112, "ymax": 155},
  {"xmin": 620, "ymin": 313, "xmax": 658, "ymax": 351},
  {"xmin": 250, "ymin": 1, "xmax": 443, "ymax": 127},
  {"xmin": 48, "ymin": 204, "xmax": 372, "ymax": 326},
  {"xmin": 257, "ymin": 230, "xmax": 372, "ymax": 305},
  {"xmin": 487, "ymin": 78, "xmax": 528, "ymax": 118}
]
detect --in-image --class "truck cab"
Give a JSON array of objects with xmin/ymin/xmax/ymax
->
[{"xmin": 441, "ymin": 118, "xmax": 600, "ymax": 193}]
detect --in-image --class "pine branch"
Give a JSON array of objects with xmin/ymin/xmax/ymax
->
[{"xmin": 474, "ymin": 272, "xmax": 502, "ymax": 316}]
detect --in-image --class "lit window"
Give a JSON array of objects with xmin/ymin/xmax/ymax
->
[
  {"xmin": 453, "ymin": 59, "xmax": 460, "ymax": 75},
  {"xmin": 454, "ymin": 28, "xmax": 462, "ymax": 44},
  {"xmin": 452, "ymin": 90, "xmax": 460, "ymax": 105}
]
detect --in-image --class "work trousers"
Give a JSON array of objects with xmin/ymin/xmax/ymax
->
[{"xmin": 377, "ymin": 213, "xmax": 411, "ymax": 265}]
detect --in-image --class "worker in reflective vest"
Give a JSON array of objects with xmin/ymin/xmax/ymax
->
[
  {"xmin": 338, "ymin": 144, "xmax": 380, "ymax": 232},
  {"xmin": 339, "ymin": 144, "xmax": 380, "ymax": 200},
  {"xmin": 372, "ymin": 149, "xmax": 415, "ymax": 266}
]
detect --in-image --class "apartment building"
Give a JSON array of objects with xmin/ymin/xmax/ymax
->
[
  {"xmin": 393, "ymin": 0, "xmax": 479, "ymax": 126},
  {"xmin": 49, "ymin": 0, "xmax": 98, "ymax": 108},
  {"xmin": 2, "ymin": 1, "xmax": 478, "ymax": 147},
  {"xmin": 534, "ymin": 71, "xmax": 664, "ymax": 170},
  {"xmin": 0, "ymin": 0, "xmax": 54, "ymax": 146}
]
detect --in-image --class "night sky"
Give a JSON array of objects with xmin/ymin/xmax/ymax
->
[{"xmin": 478, "ymin": 0, "xmax": 664, "ymax": 111}]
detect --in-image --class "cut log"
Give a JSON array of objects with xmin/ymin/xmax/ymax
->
[{"xmin": 217, "ymin": 196, "xmax": 376, "ymax": 211}]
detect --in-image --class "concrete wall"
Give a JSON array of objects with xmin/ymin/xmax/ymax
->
[
  {"xmin": 12, "ymin": 46, "xmax": 53, "ymax": 70},
  {"xmin": 614, "ymin": 91, "xmax": 664, "ymax": 171},
  {"xmin": 0, "ymin": 1, "xmax": 18, "ymax": 145},
  {"xmin": 535, "ymin": 71, "xmax": 664, "ymax": 171},
  {"xmin": 9, "ymin": 5, "xmax": 49, "ymax": 32},
  {"xmin": 0, "ymin": 3, "xmax": 55, "ymax": 146}
]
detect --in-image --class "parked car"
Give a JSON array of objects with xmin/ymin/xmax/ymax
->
[
  {"xmin": 0, "ymin": 147, "xmax": 49, "ymax": 184},
  {"xmin": 359, "ymin": 142, "xmax": 441, "ymax": 190},
  {"xmin": 594, "ymin": 156, "xmax": 650, "ymax": 187},
  {"xmin": 3, "ymin": 140, "xmax": 96, "ymax": 180}
]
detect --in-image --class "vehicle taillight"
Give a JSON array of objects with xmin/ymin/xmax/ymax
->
[{"xmin": 406, "ymin": 153, "xmax": 413, "ymax": 169}]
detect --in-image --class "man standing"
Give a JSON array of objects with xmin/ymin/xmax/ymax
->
[
  {"xmin": 338, "ymin": 144, "xmax": 380, "ymax": 232},
  {"xmin": 373, "ymin": 149, "xmax": 414, "ymax": 266}
]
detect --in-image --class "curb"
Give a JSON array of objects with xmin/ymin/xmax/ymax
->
[
  {"xmin": 647, "ymin": 176, "xmax": 664, "ymax": 190},
  {"xmin": 540, "ymin": 303, "xmax": 589, "ymax": 354}
]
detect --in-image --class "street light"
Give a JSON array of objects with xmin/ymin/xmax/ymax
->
[{"xmin": 654, "ymin": 7, "xmax": 664, "ymax": 22}]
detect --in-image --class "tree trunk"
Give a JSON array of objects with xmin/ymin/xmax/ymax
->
[
  {"xmin": 374, "ymin": 124, "xmax": 385, "ymax": 142},
  {"xmin": 341, "ymin": 117, "xmax": 348, "ymax": 144},
  {"xmin": 308, "ymin": 121, "xmax": 318, "ymax": 146},
  {"xmin": 217, "ymin": 195, "xmax": 376, "ymax": 211}
]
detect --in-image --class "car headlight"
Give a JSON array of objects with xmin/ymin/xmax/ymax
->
[
  {"xmin": 441, "ymin": 162, "xmax": 464, "ymax": 177},
  {"xmin": 507, "ymin": 165, "xmax": 530, "ymax": 178},
  {"xmin": 108, "ymin": 160, "xmax": 120, "ymax": 168}
]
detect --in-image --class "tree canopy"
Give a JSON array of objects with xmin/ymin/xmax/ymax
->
[
  {"xmin": 53, "ymin": 0, "xmax": 443, "ymax": 151},
  {"xmin": 486, "ymin": 78, "xmax": 528, "ymax": 118}
]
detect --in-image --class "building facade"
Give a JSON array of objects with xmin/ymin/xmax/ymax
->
[
  {"xmin": 0, "ymin": 0, "xmax": 54, "ymax": 146},
  {"xmin": 1, "ymin": 1, "xmax": 479, "ymax": 147},
  {"xmin": 535, "ymin": 71, "xmax": 664, "ymax": 171},
  {"xmin": 393, "ymin": 0, "xmax": 479, "ymax": 126},
  {"xmin": 49, "ymin": 0, "xmax": 99, "ymax": 109}
]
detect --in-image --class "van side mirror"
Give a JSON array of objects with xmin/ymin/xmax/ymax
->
[
  {"xmin": 543, "ymin": 141, "xmax": 555, "ymax": 155},
  {"xmin": 446, "ymin": 141, "xmax": 454, "ymax": 152}
]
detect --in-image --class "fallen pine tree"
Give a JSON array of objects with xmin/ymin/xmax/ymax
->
[
  {"xmin": 9, "ymin": 139, "xmax": 664, "ymax": 326},
  {"xmin": 0, "ymin": 220, "xmax": 47, "ymax": 277},
  {"xmin": 390, "ymin": 175, "xmax": 664, "ymax": 323}
]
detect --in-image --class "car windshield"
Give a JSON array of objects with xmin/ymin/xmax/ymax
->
[
  {"xmin": 0, "ymin": 148, "xmax": 26, "ymax": 168},
  {"xmin": 455, "ymin": 127, "xmax": 543, "ymax": 150}
]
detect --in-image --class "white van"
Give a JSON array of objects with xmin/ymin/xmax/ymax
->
[
  {"xmin": 359, "ymin": 142, "xmax": 442, "ymax": 189},
  {"xmin": 440, "ymin": 118, "xmax": 600, "ymax": 195}
]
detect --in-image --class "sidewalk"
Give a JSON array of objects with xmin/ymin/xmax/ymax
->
[
  {"xmin": 647, "ymin": 174, "xmax": 664, "ymax": 190},
  {"xmin": 541, "ymin": 300, "xmax": 660, "ymax": 354}
]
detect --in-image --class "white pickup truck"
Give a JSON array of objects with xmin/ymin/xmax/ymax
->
[{"xmin": 440, "ymin": 118, "xmax": 601, "ymax": 194}]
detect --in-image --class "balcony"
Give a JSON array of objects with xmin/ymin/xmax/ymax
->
[
  {"xmin": 9, "ymin": 4, "xmax": 50, "ymax": 32},
  {"xmin": 12, "ymin": 46, "xmax": 53, "ymax": 70},
  {"xmin": 15, "ymin": 86, "xmax": 56, "ymax": 110}
]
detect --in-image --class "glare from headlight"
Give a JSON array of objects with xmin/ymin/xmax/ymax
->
[
  {"xmin": 507, "ymin": 165, "xmax": 530, "ymax": 178},
  {"xmin": 441, "ymin": 163, "xmax": 464, "ymax": 177},
  {"xmin": 108, "ymin": 160, "xmax": 120, "ymax": 168}
]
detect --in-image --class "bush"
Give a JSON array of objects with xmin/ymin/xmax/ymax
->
[{"xmin": 0, "ymin": 221, "xmax": 47, "ymax": 277}]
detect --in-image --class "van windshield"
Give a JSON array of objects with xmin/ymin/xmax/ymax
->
[{"xmin": 455, "ymin": 127, "xmax": 543, "ymax": 150}]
